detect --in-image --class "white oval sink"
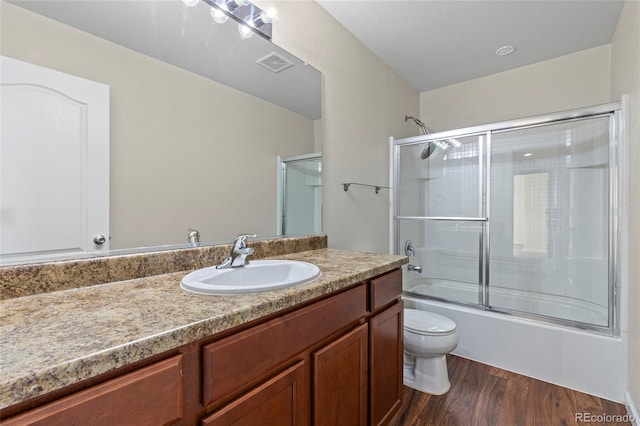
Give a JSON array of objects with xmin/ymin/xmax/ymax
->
[{"xmin": 181, "ymin": 260, "xmax": 321, "ymax": 295}]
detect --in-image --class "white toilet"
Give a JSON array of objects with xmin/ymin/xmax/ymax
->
[{"xmin": 403, "ymin": 308, "xmax": 459, "ymax": 395}]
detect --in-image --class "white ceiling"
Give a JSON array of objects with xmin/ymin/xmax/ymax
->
[{"xmin": 317, "ymin": 0, "xmax": 624, "ymax": 92}]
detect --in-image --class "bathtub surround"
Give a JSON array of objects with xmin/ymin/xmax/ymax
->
[{"xmin": 394, "ymin": 101, "xmax": 626, "ymax": 402}]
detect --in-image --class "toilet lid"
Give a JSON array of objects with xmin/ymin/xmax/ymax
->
[{"xmin": 404, "ymin": 309, "xmax": 456, "ymax": 335}]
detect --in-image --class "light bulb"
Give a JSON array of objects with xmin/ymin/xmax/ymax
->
[
  {"xmin": 182, "ymin": 0, "xmax": 200, "ymax": 7},
  {"xmin": 250, "ymin": 10, "xmax": 272, "ymax": 28},
  {"xmin": 210, "ymin": 7, "xmax": 228, "ymax": 24},
  {"xmin": 264, "ymin": 7, "xmax": 277, "ymax": 22},
  {"xmin": 238, "ymin": 21, "xmax": 254, "ymax": 39}
]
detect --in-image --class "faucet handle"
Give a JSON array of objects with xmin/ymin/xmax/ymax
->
[{"xmin": 404, "ymin": 239, "xmax": 416, "ymax": 257}]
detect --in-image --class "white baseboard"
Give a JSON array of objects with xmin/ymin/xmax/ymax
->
[{"xmin": 626, "ymin": 391, "xmax": 639, "ymax": 426}]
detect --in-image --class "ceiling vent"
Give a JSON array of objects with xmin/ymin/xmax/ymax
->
[{"xmin": 257, "ymin": 52, "xmax": 294, "ymax": 73}]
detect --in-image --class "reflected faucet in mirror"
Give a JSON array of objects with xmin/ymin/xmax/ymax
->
[
  {"xmin": 187, "ymin": 229, "xmax": 201, "ymax": 247},
  {"xmin": 216, "ymin": 234, "xmax": 257, "ymax": 269}
]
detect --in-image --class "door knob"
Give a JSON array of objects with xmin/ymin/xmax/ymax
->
[{"xmin": 93, "ymin": 234, "xmax": 106, "ymax": 245}]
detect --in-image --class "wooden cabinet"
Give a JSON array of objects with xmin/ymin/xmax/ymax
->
[
  {"xmin": 2, "ymin": 268, "xmax": 404, "ymax": 426},
  {"xmin": 201, "ymin": 361, "xmax": 307, "ymax": 426},
  {"xmin": 2, "ymin": 355, "xmax": 184, "ymax": 426},
  {"xmin": 202, "ymin": 285, "xmax": 366, "ymax": 409},
  {"xmin": 369, "ymin": 268, "xmax": 402, "ymax": 312},
  {"xmin": 369, "ymin": 302, "xmax": 404, "ymax": 426},
  {"xmin": 203, "ymin": 269, "xmax": 403, "ymax": 426},
  {"xmin": 313, "ymin": 324, "xmax": 368, "ymax": 426}
]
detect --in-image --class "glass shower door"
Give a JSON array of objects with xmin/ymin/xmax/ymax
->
[
  {"xmin": 397, "ymin": 133, "xmax": 486, "ymax": 305},
  {"xmin": 488, "ymin": 116, "xmax": 611, "ymax": 326},
  {"xmin": 280, "ymin": 155, "xmax": 322, "ymax": 236}
]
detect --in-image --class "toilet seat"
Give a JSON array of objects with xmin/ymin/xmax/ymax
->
[{"xmin": 404, "ymin": 309, "xmax": 456, "ymax": 336}]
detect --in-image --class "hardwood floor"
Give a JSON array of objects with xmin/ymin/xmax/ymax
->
[{"xmin": 389, "ymin": 356, "xmax": 632, "ymax": 426}]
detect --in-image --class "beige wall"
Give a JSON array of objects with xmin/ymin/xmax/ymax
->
[
  {"xmin": 257, "ymin": 0, "xmax": 419, "ymax": 253},
  {"xmin": 611, "ymin": 0, "xmax": 640, "ymax": 413},
  {"xmin": 1, "ymin": 2, "xmax": 315, "ymax": 249},
  {"xmin": 420, "ymin": 45, "xmax": 611, "ymax": 131}
]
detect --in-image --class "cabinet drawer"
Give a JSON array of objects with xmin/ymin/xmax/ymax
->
[
  {"xmin": 369, "ymin": 269, "xmax": 402, "ymax": 312},
  {"xmin": 3, "ymin": 355, "xmax": 183, "ymax": 426},
  {"xmin": 202, "ymin": 284, "xmax": 366, "ymax": 407}
]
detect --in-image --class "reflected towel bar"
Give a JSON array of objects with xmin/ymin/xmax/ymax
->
[{"xmin": 342, "ymin": 183, "xmax": 391, "ymax": 194}]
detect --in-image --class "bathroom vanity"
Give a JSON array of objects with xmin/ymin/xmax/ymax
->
[{"xmin": 0, "ymin": 240, "xmax": 407, "ymax": 425}]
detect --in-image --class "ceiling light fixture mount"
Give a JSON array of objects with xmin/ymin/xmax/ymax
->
[
  {"xmin": 197, "ymin": 0, "xmax": 274, "ymax": 40},
  {"xmin": 495, "ymin": 45, "xmax": 516, "ymax": 56}
]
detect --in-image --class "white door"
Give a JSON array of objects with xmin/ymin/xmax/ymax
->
[{"xmin": 0, "ymin": 56, "xmax": 109, "ymax": 264}]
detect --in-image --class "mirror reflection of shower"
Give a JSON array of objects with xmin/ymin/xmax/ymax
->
[
  {"xmin": 277, "ymin": 153, "xmax": 322, "ymax": 236},
  {"xmin": 404, "ymin": 115, "xmax": 461, "ymax": 160}
]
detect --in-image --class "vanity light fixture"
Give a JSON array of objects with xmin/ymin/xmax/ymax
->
[
  {"xmin": 199, "ymin": 0, "xmax": 274, "ymax": 40},
  {"xmin": 217, "ymin": 0, "xmax": 249, "ymax": 13}
]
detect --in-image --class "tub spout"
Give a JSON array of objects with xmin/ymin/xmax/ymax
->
[{"xmin": 408, "ymin": 264, "xmax": 422, "ymax": 273}]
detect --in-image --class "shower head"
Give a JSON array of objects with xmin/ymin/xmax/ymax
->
[
  {"xmin": 404, "ymin": 115, "xmax": 428, "ymax": 135},
  {"xmin": 420, "ymin": 143, "xmax": 435, "ymax": 160},
  {"xmin": 404, "ymin": 115, "xmax": 435, "ymax": 160}
]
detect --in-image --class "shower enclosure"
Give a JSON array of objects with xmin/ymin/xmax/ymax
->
[
  {"xmin": 277, "ymin": 153, "xmax": 322, "ymax": 236},
  {"xmin": 393, "ymin": 102, "xmax": 622, "ymax": 335}
]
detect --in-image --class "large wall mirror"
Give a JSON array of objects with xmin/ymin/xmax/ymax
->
[{"xmin": 0, "ymin": 0, "xmax": 322, "ymax": 265}]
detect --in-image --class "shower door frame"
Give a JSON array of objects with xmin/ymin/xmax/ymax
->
[{"xmin": 393, "ymin": 101, "xmax": 623, "ymax": 336}]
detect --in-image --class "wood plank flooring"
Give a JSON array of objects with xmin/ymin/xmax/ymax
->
[{"xmin": 389, "ymin": 355, "xmax": 632, "ymax": 426}]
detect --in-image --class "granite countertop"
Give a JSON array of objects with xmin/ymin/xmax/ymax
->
[{"xmin": 0, "ymin": 248, "xmax": 407, "ymax": 409}]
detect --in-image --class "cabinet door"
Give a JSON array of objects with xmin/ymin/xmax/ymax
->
[
  {"xmin": 2, "ymin": 356, "xmax": 183, "ymax": 426},
  {"xmin": 202, "ymin": 285, "xmax": 366, "ymax": 408},
  {"xmin": 313, "ymin": 324, "xmax": 368, "ymax": 426},
  {"xmin": 201, "ymin": 361, "xmax": 307, "ymax": 426},
  {"xmin": 369, "ymin": 301, "xmax": 403, "ymax": 426}
]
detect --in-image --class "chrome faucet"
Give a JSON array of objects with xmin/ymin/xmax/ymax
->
[
  {"xmin": 404, "ymin": 239, "xmax": 423, "ymax": 274},
  {"xmin": 408, "ymin": 264, "xmax": 423, "ymax": 273},
  {"xmin": 216, "ymin": 234, "xmax": 257, "ymax": 269}
]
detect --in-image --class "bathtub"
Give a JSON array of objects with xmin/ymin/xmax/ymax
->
[
  {"xmin": 407, "ymin": 278, "xmax": 608, "ymax": 326},
  {"xmin": 403, "ymin": 286, "xmax": 627, "ymax": 402}
]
